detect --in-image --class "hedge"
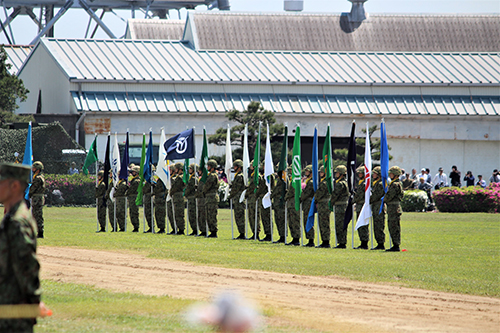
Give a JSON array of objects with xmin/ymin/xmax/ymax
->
[
  {"xmin": 433, "ymin": 183, "xmax": 500, "ymax": 213},
  {"xmin": 45, "ymin": 174, "xmax": 96, "ymax": 206},
  {"xmin": 401, "ymin": 190, "xmax": 428, "ymax": 212}
]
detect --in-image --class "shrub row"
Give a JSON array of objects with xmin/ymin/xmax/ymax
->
[
  {"xmin": 401, "ymin": 190, "xmax": 428, "ymax": 212},
  {"xmin": 433, "ymin": 183, "xmax": 500, "ymax": 213},
  {"xmin": 45, "ymin": 174, "xmax": 96, "ymax": 206}
]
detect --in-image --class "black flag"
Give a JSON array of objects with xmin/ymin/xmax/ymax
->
[{"xmin": 343, "ymin": 122, "xmax": 357, "ymax": 230}]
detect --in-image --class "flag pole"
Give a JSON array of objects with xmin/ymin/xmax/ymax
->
[
  {"xmin": 143, "ymin": 193, "xmax": 146, "ymax": 232},
  {"xmin": 300, "ymin": 203, "xmax": 304, "ymax": 246},
  {"xmin": 245, "ymin": 199, "xmax": 248, "ymax": 239},
  {"xmin": 230, "ymin": 199, "xmax": 234, "ymax": 239},
  {"xmin": 96, "ymin": 158, "xmax": 99, "ymax": 232},
  {"xmin": 195, "ymin": 163, "xmax": 199, "ymax": 235},
  {"xmin": 370, "ymin": 216, "xmax": 374, "ymax": 249},
  {"xmin": 165, "ymin": 199, "xmax": 169, "ymax": 234},
  {"xmin": 114, "ymin": 199, "xmax": 117, "ymax": 232},
  {"xmin": 254, "ymin": 200, "xmax": 258, "ymax": 240},
  {"xmin": 125, "ymin": 197, "xmax": 128, "ymax": 232},
  {"xmin": 352, "ymin": 205, "xmax": 355, "ymax": 249},
  {"xmin": 151, "ymin": 184, "xmax": 155, "ymax": 233},
  {"xmin": 270, "ymin": 200, "xmax": 273, "ymax": 243}
]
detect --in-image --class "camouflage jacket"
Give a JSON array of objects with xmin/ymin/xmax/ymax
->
[
  {"xmin": 184, "ymin": 174, "xmax": 197, "ymax": 198},
  {"xmin": 170, "ymin": 174, "xmax": 185, "ymax": 195},
  {"xmin": 126, "ymin": 176, "xmax": 140, "ymax": 197},
  {"xmin": 330, "ymin": 178, "xmax": 349, "ymax": 204},
  {"xmin": 370, "ymin": 179, "xmax": 385, "ymax": 205},
  {"xmin": 202, "ymin": 172, "xmax": 219, "ymax": 196},
  {"xmin": 115, "ymin": 179, "xmax": 128, "ymax": 197},
  {"xmin": 0, "ymin": 201, "xmax": 41, "ymax": 308},
  {"xmin": 385, "ymin": 178, "xmax": 404, "ymax": 203},
  {"xmin": 29, "ymin": 173, "xmax": 45, "ymax": 197},
  {"xmin": 284, "ymin": 179, "xmax": 295, "ymax": 202},
  {"xmin": 353, "ymin": 179, "xmax": 365, "ymax": 205},
  {"xmin": 95, "ymin": 180, "xmax": 106, "ymax": 198},
  {"xmin": 229, "ymin": 171, "xmax": 245, "ymax": 200},
  {"xmin": 105, "ymin": 180, "xmax": 113, "ymax": 201},
  {"xmin": 245, "ymin": 171, "xmax": 258, "ymax": 199},
  {"xmin": 314, "ymin": 177, "xmax": 330, "ymax": 202},
  {"xmin": 195, "ymin": 178, "xmax": 204, "ymax": 199},
  {"xmin": 257, "ymin": 174, "xmax": 272, "ymax": 199},
  {"xmin": 143, "ymin": 181, "xmax": 152, "ymax": 198},
  {"xmin": 271, "ymin": 175, "xmax": 286, "ymax": 206},
  {"xmin": 300, "ymin": 177, "xmax": 314, "ymax": 203},
  {"xmin": 153, "ymin": 179, "xmax": 166, "ymax": 201}
]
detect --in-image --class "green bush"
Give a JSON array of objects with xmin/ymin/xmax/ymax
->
[
  {"xmin": 401, "ymin": 190, "xmax": 427, "ymax": 212},
  {"xmin": 45, "ymin": 174, "xmax": 96, "ymax": 206},
  {"xmin": 433, "ymin": 184, "xmax": 499, "ymax": 213}
]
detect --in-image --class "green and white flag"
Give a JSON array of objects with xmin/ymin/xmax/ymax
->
[
  {"xmin": 291, "ymin": 125, "xmax": 301, "ymax": 211},
  {"xmin": 323, "ymin": 124, "xmax": 333, "ymax": 195},
  {"xmin": 200, "ymin": 127, "xmax": 209, "ymax": 183},
  {"xmin": 82, "ymin": 135, "xmax": 98, "ymax": 175},
  {"xmin": 252, "ymin": 122, "xmax": 261, "ymax": 192}
]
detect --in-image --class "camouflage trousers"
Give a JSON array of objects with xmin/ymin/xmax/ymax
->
[
  {"xmin": 205, "ymin": 193, "xmax": 219, "ymax": 233},
  {"xmin": 167, "ymin": 199, "xmax": 175, "ymax": 231},
  {"xmin": 302, "ymin": 199, "xmax": 314, "ymax": 240},
  {"xmin": 32, "ymin": 196, "xmax": 44, "ymax": 235},
  {"xmin": 186, "ymin": 197, "xmax": 198, "ymax": 233},
  {"xmin": 247, "ymin": 196, "xmax": 261, "ymax": 235},
  {"xmin": 144, "ymin": 194, "xmax": 154, "ymax": 228},
  {"xmin": 115, "ymin": 197, "xmax": 126, "ymax": 231},
  {"xmin": 286, "ymin": 199, "xmax": 300, "ymax": 239},
  {"xmin": 334, "ymin": 203, "xmax": 347, "ymax": 245},
  {"xmin": 154, "ymin": 199, "xmax": 166, "ymax": 230},
  {"xmin": 128, "ymin": 195, "xmax": 139, "ymax": 229},
  {"xmin": 317, "ymin": 201, "xmax": 331, "ymax": 242},
  {"xmin": 232, "ymin": 198, "xmax": 246, "ymax": 234},
  {"xmin": 355, "ymin": 204, "xmax": 369, "ymax": 242},
  {"xmin": 197, "ymin": 198, "xmax": 207, "ymax": 234},
  {"xmin": 260, "ymin": 200, "xmax": 272, "ymax": 235},
  {"xmin": 173, "ymin": 193, "xmax": 185, "ymax": 231},
  {"xmin": 97, "ymin": 198, "xmax": 106, "ymax": 230},
  {"xmin": 371, "ymin": 204, "xmax": 386, "ymax": 245},
  {"xmin": 273, "ymin": 202, "xmax": 286, "ymax": 237},
  {"xmin": 387, "ymin": 202, "xmax": 402, "ymax": 246},
  {"xmin": 107, "ymin": 199, "xmax": 115, "ymax": 230}
]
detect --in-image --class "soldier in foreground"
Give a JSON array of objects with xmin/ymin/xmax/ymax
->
[
  {"xmin": 300, "ymin": 165, "xmax": 315, "ymax": 247},
  {"xmin": 185, "ymin": 164, "xmax": 198, "ymax": 236},
  {"xmin": 353, "ymin": 166, "xmax": 369, "ymax": 249},
  {"xmin": 314, "ymin": 166, "xmax": 331, "ymax": 248},
  {"xmin": 29, "ymin": 161, "xmax": 45, "ymax": 238},
  {"xmin": 95, "ymin": 170, "xmax": 106, "ymax": 232},
  {"xmin": 385, "ymin": 166, "xmax": 404, "ymax": 252},
  {"xmin": 0, "ymin": 163, "xmax": 44, "ymax": 332},
  {"xmin": 331, "ymin": 165, "xmax": 349, "ymax": 249},
  {"xmin": 203, "ymin": 160, "xmax": 220, "ymax": 238},
  {"xmin": 284, "ymin": 167, "xmax": 300, "ymax": 245},
  {"xmin": 228, "ymin": 160, "xmax": 246, "ymax": 239},
  {"xmin": 126, "ymin": 165, "xmax": 141, "ymax": 232},
  {"xmin": 370, "ymin": 167, "xmax": 386, "ymax": 250}
]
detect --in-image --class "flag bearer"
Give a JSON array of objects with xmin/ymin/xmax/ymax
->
[
  {"xmin": 106, "ymin": 170, "xmax": 115, "ymax": 231},
  {"xmin": 195, "ymin": 168, "xmax": 207, "ymax": 236},
  {"xmin": 185, "ymin": 163, "xmax": 198, "ymax": 236},
  {"xmin": 126, "ymin": 165, "xmax": 141, "ymax": 232},
  {"xmin": 284, "ymin": 167, "xmax": 300, "ymax": 245},
  {"xmin": 245, "ymin": 162, "xmax": 260, "ymax": 240},
  {"xmin": 229, "ymin": 160, "xmax": 246, "ymax": 239},
  {"xmin": 170, "ymin": 162, "xmax": 186, "ymax": 235},
  {"xmin": 300, "ymin": 165, "xmax": 315, "ymax": 247},
  {"xmin": 385, "ymin": 166, "xmax": 404, "ymax": 252},
  {"xmin": 153, "ymin": 175, "xmax": 167, "ymax": 234},
  {"xmin": 29, "ymin": 161, "xmax": 45, "ymax": 238},
  {"xmin": 354, "ymin": 166, "xmax": 369, "ymax": 249},
  {"xmin": 203, "ymin": 160, "xmax": 220, "ymax": 238},
  {"xmin": 331, "ymin": 165, "xmax": 349, "ymax": 249},
  {"xmin": 257, "ymin": 165, "xmax": 272, "ymax": 242},
  {"xmin": 314, "ymin": 166, "xmax": 331, "ymax": 248},
  {"xmin": 143, "ymin": 166, "xmax": 154, "ymax": 233},
  {"xmin": 271, "ymin": 165, "xmax": 286, "ymax": 243},
  {"xmin": 95, "ymin": 170, "xmax": 106, "ymax": 232},
  {"xmin": 369, "ymin": 166, "xmax": 386, "ymax": 250}
]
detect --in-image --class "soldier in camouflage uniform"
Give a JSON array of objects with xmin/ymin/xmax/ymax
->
[
  {"xmin": 314, "ymin": 166, "xmax": 331, "ymax": 248},
  {"xmin": 331, "ymin": 165, "xmax": 349, "ymax": 249},
  {"xmin": 167, "ymin": 164, "xmax": 176, "ymax": 234},
  {"xmin": 271, "ymin": 166, "xmax": 286, "ymax": 243},
  {"xmin": 369, "ymin": 166, "xmax": 386, "ymax": 250},
  {"xmin": 114, "ymin": 176, "xmax": 128, "ymax": 232},
  {"xmin": 385, "ymin": 166, "xmax": 404, "ymax": 252},
  {"xmin": 169, "ymin": 162, "xmax": 186, "ymax": 235},
  {"xmin": 153, "ymin": 177, "xmax": 166, "ymax": 233},
  {"xmin": 106, "ymin": 170, "xmax": 116, "ymax": 231},
  {"xmin": 126, "ymin": 166, "xmax": 140, "ymax": 232},
  {"xmin": 353, "ymin": 166, "xmax": 369, "ymax": 249},
  {"xmin": 185, "ymin": 164, "xmax": 198, "ymax": 236},
  {"xmin": 195, "ymin": 168, "xmax": 207, "ymax": 236},
  {"xmin": 284, "ymin": 167, "xmax": 300, "ymax": 245},
  {"xmin": 0, "ymin": 163, "xmax": 43, "ymax": 333},
  {"xmin": 257, "ymin": 166, "xmax": 273, "ymax": 242},
  {"xmin": 95, "ymin": 170, "xmax": 107, "ymax": 232},
  {"xmin": 202, "ymin": 160, "xmax": 219, "ymax": 238},
  {"xmin": 29, "ymin": 161, "xmax": 45, "ymax": 238},
  {"xmin": 245, "ymin": 163, "xmax": 261, "ymax": 240},
  {"xmin": 143, "ymin": 166, "xmax": 154, "ymax": 232},
  {"xmin": 300, "ymin": 165, "xmax": 315, "ymax": 247},
  {"xmin": 229, "ymin": 160, "xmax": 246, "ymax": 239}
]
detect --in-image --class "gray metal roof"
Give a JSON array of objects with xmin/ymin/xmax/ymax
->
[
  {"xmin": 187, "ymin": 12, "xmax": 500, "ymax": 52},
  {"xmin": 72, "ymin": 92, "xmax": 500, "ymax": 116},
  {"xmin": 29, "ymin": 39, "xmax": 499, "ymax": 86},
  {"xmin": 3, "ymin": 45, "xmax": 33, "ymax": 75},
  {"xmin": 124, "ymin": 19, "xmax": 185, "ymax": 40}
]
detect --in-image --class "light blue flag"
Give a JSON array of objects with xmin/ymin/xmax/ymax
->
[
  {"xmin": 23, "ymin": 122, "xmax": 33, "ymax": 200},
  {"xmin": 379, "ymin": 120, "xmax": 389, "ymax": 214},
  {"xmin": 306, "ymin": 127, "xmax": 318, "ymax": 232}
]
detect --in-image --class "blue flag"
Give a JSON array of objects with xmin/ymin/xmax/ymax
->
[
  {"xmin": 119, "ymin": 132, "xmax": 130, "ymax": 180},
  {"xmin": 23, "ymin": 122, "xmax": 33, "ymax": 200},
  {"xmin": 306, "ymin": 127, "xmax": 318, "ymax": 232},
  {"xmin": 164, "ymin": 128, "xmax": 195, "ymax": 161},
  {"xmin": 144, "ymin": 131, "xmax": 154, "ymax": 182},
  {"xmin": 379, "ymin": 120, "xmax": 389, "ymax": 214}
]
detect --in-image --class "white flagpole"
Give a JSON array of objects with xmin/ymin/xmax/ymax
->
[
  {"xmin": 143, "ymin": 193, "xmax": 146, "ymax": 232},
  {"xmin": 125, "ymin": 197, "xmax": 128, "ymax": 232},
  {"xmin": 230, "ymin": 199, "xmax": 234, "ymax": 239},
  {"xmin": 254, "ymin": 200, "xmax": 258, "ymax": 240},
  {"xmin": 270, "ymin": 202, "xmax": 273, "ymax": 243},
  {"xmin": 245, "ymin": 199, "xmax": 248, "ymax": 239},
  {"xmin": 316, "ymin": 212, "xmax": 319, "ymax": 247},
  {"xmin": 165, "ymin": 199, "xmax": 169, "ymax": 234},
  {"xmin": 151, "ymin": 185, "xmax": 155, "ymax": 234},
  {"xmin": 352, "ymin": 205, "xmax": 355, "ymax": 249},
  {"xmin": 95, "ymin": 158, "xmax": 99, "ymax": 232},
  {"xmin": 300, "ymin": 204, "xmax": 304, "ymax": 246}
]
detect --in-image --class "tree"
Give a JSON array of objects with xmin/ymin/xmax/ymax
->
[
  {"xmin": 208, "ymin": 101, "xmax": 285, "ymax": 165},
  {"xmin": 0, "ymin": 46, "xmax": 29, "ymax": 113}
]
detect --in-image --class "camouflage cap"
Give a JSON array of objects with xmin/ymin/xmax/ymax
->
[
  {"xmin": 373, "ymin": 166, "xmax": 381, "ymax": 175},
  {"xmin": 131, "ymin": 165, "xmax": 141, "ymax": 173},
  {"xmin": 335, "ymin": 165, "xmax": 347, "ymax": 175},
  {"xmin": 389, "ymin": 166, "xmax": 402, "ymax": 176},
  {"xmin": 207, "ymin": 159, "xmax": 218, "ymax": 168},
  {"xmin": 189, "ymin": 163, "xmax": 198, "ymax": 170},
  {"xmin": 0, "ymin": 163, "xmax": 31, "ymax": 183},
  {"xmin": 33, "ymin": 161, "xmax": 44, "ymax": 170},
  {"xmin": 233, "ymin": 159, "xmax": 243, "ymax": 168},
  {"xmin": 319, "ymin": 166, "xmax": 325, "ymax": 173},
  {"xmin": 303, "ymin": 165, "xmax": 312, "ymax": 172},
  {"xmin": 175, "ymin": 162, "xmax": 183, "ymax": 170},
  {"xmin": 151, "ymin": 165, "xmax": 156, "ymax": 172},
  {"xmin": 356, "ymin": 166, "xmax": 364, "ymax": 174},
  {"xmin": 98, "ymin": 170, "xmax": 104, "ymax": 177}
]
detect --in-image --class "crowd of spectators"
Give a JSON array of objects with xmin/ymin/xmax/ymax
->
[{"xmin": 400, "ymin": 167, "xmax": 499, "ymax": 190}]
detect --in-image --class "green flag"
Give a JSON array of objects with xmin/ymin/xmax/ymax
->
[
  {"xmin": 323, "ymin": 124, "xmax": 333, "ymax": 194},
  {"xmin": 183, "ymin": 158, "xmax": 189, "ymax": 184},
  {"xmin": 82, "ymin": 135, "xmax": 98, "ymax": 175},
  {"xmin": 135, "ymin": 134, "xmax": 146, "ymax": 206},
  {"xmin": 291, "ymin": 125, "xmax": 301, "ymax": 211},
  {"xmin": 200, "ymin": 128, "xmax": 209, "ymax": 183},
  {"xmin": 253, "ymin": 122, "xmax": 261, "ymax": 192}
]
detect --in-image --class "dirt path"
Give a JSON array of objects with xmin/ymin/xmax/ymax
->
[{"xmin": 38, "ymin": 246, "xmax": 499, "ymax": 333}]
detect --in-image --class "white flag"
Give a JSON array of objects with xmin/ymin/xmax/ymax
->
[
  {"xmin": 242, "ymin": 123, "xmax": 250, "ymax": 186},
  {"xmin": 157, "ymin": 128, "xmax": 171, "ymax": 188},
  {"xmin": 109, "ymin": 133, "xmax": 121, "ymax": 201},
  {"xmin": 225, "ymin": 124, "xmax": 233, "ymax": 199},
  {"xmin": 356, "ymin": 122, "xmax": 372, "ymax": 230},
  {"xmin": 262, "ymin": 123, "xmax": 274, "ymax": 209}
]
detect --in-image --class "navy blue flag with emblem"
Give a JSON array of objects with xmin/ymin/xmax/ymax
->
[{"xmin": 164, "ymin": 128, "xmax": 195, "ymax": 161}]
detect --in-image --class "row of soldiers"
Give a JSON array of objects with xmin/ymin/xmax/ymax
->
[{"xmin": 96, "ymin": 157, "xmax": 404, "ymax": 251}]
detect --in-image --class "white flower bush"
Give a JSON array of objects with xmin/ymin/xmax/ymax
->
[{"xmin": 401, "ymin": 190, "xmax": 428, "ymax": 212}]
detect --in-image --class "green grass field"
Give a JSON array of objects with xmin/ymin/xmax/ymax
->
[{"xmin": 25, "ymin": 207, "xmax": 500, "ymax": 332}]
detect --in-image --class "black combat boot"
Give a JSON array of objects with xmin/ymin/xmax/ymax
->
[
  {"xmin": 167, "ymin": 230, "xmax": 176, "ymax": 235},
  {"xmin": 355, "ymin": 241, "xmax": 369, "ymax": 249},
  {"xmin": 236, "ymin": 233, "xmax": 246, "ymax": 240},
  {"xmin": 305, "ymin": 239, "xmax": 315, "ymax": 247},
  {"xmin": 371, "ymin": 243, "xmax": 385, "ymax": 250},
  {"xmin": 132, "ymin": 227, "xmax": 139, "ymax": 232},
  {"xmin": 144, "ymin": 229, "xmax": 152, "ymax": 233},
  {"xmin": 286, "ymin": 238, "xmax": 300, "ymax": 246},
  {"xmin": 37, "ymin": 232, "xmax": 44, "ymax": 239},
  {"xmin": 157, "ymin": 229, "xmax": 165, "ymax": 234},
  {"xmin": 260, "ymin": 234, "xmax": 272, "ymax": 242},
  {"xmin": 385, "ymin": 245, "xmax": 400, "ymax": 252},
  {"xmin": 207, "ymin": 232, "xmax": 217, "ymax": 238},
  {"xmin": 316, "ymin": 241, "xmax": 330, "ymax": 248},
  {"xmin": 273, "ymin": 236, "xmax": 286, "ymax": 244},
  {"xmin": 249, "ymin": 234, "xmax": 260, "ymax": 241},
  {"xmin": 333, "ymin": 243, "xmax": 346, "ymax": 249},
  {"xmin": 176, "ymin": 229, "xmax": 185, "ymax": 235}
]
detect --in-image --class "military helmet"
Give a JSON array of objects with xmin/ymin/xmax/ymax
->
[
  {"xmin": 189, "ymin": 163, "xmax": 198, "ymax": 170},
  {"xmin": 335, "ymin": 165, "xmax": 347, "ymax": 175},
  {"xmin": 98, "ymin": 170, "xmax": 104, "ymax": 177},
  {"xmin": 389, "ymin": 166, "xmax": 402, "ymax": 176},
  {"xmin": 33, "ymin": 161, "xmax": 44, "ymax": 170},
  {"xmin": 233, "ymin": 159, "xmax": 243, "ymax": 168},
  {"xmin": 175, "ymin": 162, "xmax": 183, "ymax": 170},
  {"xmin": 0, "ymin": 163, "xmax": 31, "ymax": 183},
  {"xmin": 207, "ymin": 159, "xmax": 218, "ymax": 169},
  {"xmin": 151, "ymin": 165, "xmax": 156, "ymax": 172},
  {"xmin": 319, "ymin": 166, "xmax": 325, "ymax": 174},
  {"xmin": 303, "ymin": 165, "xmax": 312, "ymax": 173},
  {"xmin": 356, "ymin": 166, "xmax": 364, "ymax": 174},
  {"xmin": 131, "ymin": 165, "xmax": 140, "ymax": 173},
  {"xmin": 373, "ymin": 166, "xmax": 381, "ymax": 176}
]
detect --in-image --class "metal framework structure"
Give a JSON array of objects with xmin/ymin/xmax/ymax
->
[{"xmin": 0, "ymin": 0, "xmax": 229, "ymax": 45}]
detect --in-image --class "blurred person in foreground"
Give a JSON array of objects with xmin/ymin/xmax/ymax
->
[{"xmin": 0, "ymin": 163, "xmax": 48, "ymax": 332}]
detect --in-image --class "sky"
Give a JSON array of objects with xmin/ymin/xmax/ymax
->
[{"xmin": 1, "ymin": 0, "xmax": 499, "ymax": 45}]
